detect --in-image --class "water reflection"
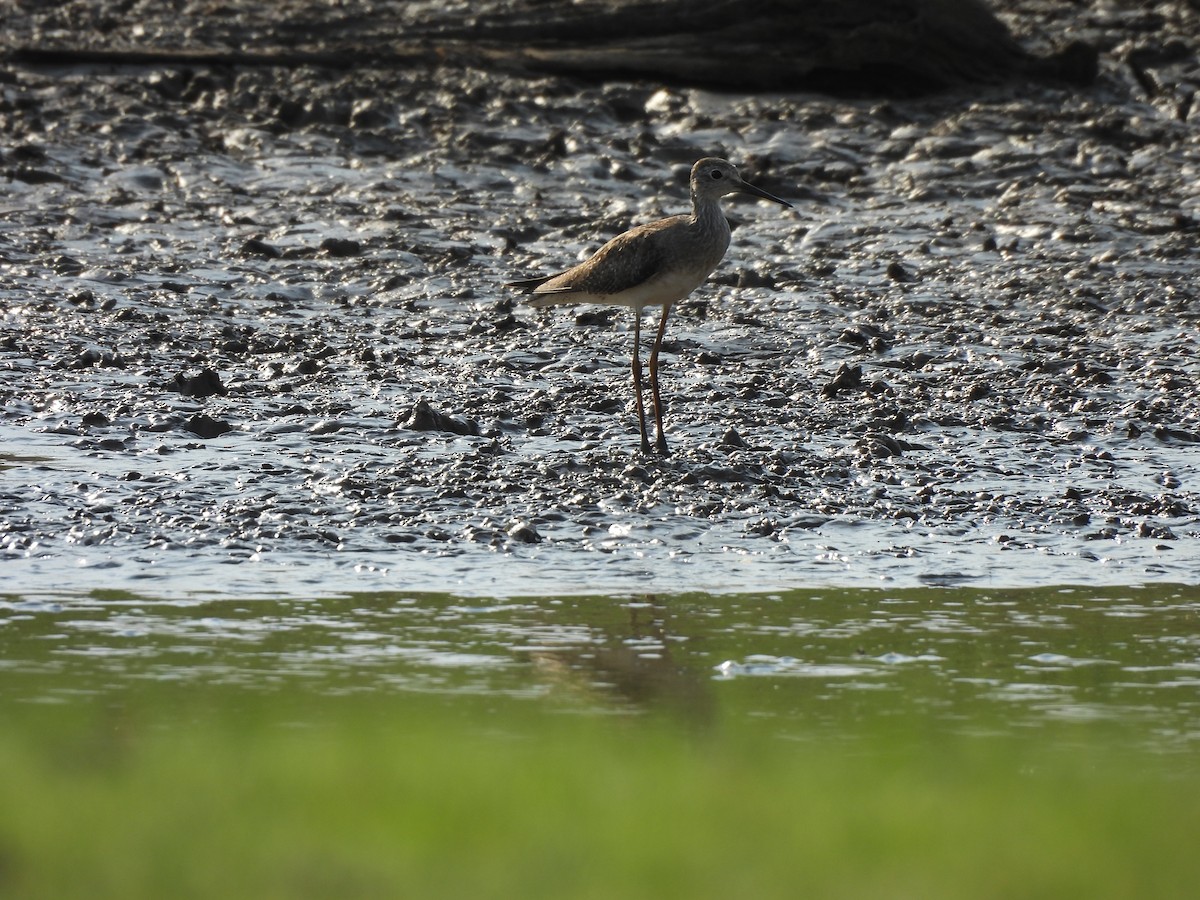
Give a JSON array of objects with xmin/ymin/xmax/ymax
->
[
  {"xmin": 523, "ymin": 597, "xmax": 715, "ymax": 728},
  {"xmin": 1, "ymin": 585, "xmax": 1197, "ymax": 748}
]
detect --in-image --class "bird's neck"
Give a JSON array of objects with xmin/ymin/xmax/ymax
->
[{"xmin": 689, "ymin": 193, "xmax": 730, "ymax": 236}]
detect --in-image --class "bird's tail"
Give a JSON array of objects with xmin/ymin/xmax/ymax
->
[
  {"xmin": 506, "ymin": 276, "xmax": 580, "ymax": 307},
  {"xmin": 506, "ymin": 275, "xmax": 553, "ymax": 292}
]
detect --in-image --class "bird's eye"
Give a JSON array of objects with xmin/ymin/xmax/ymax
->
[{"xmin": 710, "ymin": 170, "xmax": 723, "ymax": 179}]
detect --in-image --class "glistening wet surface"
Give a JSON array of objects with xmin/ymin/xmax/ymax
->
[
  {"xmin": 1, "ymin": 407, "xmax": 1195, "ymax": 595},
  {"xmin": 2, "ymin": 1, "xmax": 1199, "ymax": 597},
  {"xmin": 4, "ymin": 585, "xmax": 1198, "ymax": 749}
]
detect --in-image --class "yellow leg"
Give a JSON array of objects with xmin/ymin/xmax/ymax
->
[
  {"xmin": 648, "ymin": 302, "xmax": 673, "ymax": 456},
  {"xmin": 631, "ymin": 310, "xmax": 652, "ymax": 454}
]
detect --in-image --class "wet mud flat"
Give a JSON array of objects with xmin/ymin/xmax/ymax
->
[{"xmin": 1, "ymin": 1, "xmax": 1199, "ymax": 596}]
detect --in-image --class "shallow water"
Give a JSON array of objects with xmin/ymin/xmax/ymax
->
[{"xmin": 4, "ymin": 584, "xmax": 1197, "ymax": 749}]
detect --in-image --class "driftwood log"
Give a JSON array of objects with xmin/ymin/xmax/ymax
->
[
  {"xmin": 10, "ymin": 0, "xmax": 1098, "ymax": 94},
  {"xmin": 461, "ymin": 0, "xmax": 1099, "ymax": 92}
]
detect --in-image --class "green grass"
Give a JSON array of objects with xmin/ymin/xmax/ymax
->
[{"xmin": 1, "ymin": 690, "xmax": 1197, "ymax": 900}]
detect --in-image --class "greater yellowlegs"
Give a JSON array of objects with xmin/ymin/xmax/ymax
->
[{"xmin": 509, "ymin": 157, "xmax": 791, "ymax": 456}]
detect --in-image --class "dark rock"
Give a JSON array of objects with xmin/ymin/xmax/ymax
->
[
  {"xmin": 169, "ymin": 368, "xmax": 228, "ymax": 398},
  {"xmin": 1153, "ymin": 426, "xmax": 1200, "ymax": 443},
  {"xmin": 12, "ymin": 167, "xmax": 66, "ymax": 185},
  {"xmin": 184, "ymin": 414, "xmax": 234, "ymax": 439},
  {"xmin": 320, "ymin": 237, "xmax": 362, "ymax": 257},
  {"xmin": 736, "ymin": 269, "xmax": 776, "ymax": 289},
  {"xmin": 858, "ymin": 433, "xmax": 904, "ymax": 457},
  {"xmin": 575, "ymin": 309, "xmax": 616, "ymax": 327},
  {"xmin": 402, "ymin": 400, "xmax": 480, "ymax": 436},
  {"xmin": 288, "ymin": 358, "xmax": 322, "ymax": 375},
  {"xmin": 239, "ymin": 238, "xmax": 283, "ymax": 259},
  {"xmin": 721, "ymin": 427, "xmax": 748, "ymax": 449},
  {"xmin": 821, "ymin": 363, "xmax": 863, "ymax": 397},
  {"xmin": 492, "ymin": 313, "xmax": 520, "ymax": 333},
  {"xmin": 839, "ymin": 322, "xmax": 892, "ymax": 351},
  {"xmin": 506, "ymin": 520, "xmax": 542, "ymax": 543},
  {"xmin": 67, "ymin": 348, "xmax": 125, "ymax": 369}
]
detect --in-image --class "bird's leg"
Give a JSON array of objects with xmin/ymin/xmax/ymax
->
[
  {"xmin": 631, "ymin": 309, "xmax": 652, "ymax": 455},
  {"xmin": 649, "ymin": 302, "xmax": 673, "ymax": 456}
]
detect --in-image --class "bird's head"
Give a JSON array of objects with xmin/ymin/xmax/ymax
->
[{"xmin": 690, "ymin": 158, "xmax": 792, "ymax": 208}]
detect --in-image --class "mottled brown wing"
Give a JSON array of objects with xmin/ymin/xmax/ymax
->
[
  {"xmin": 514, "ymin": 215, "xmax": 687, "ymax": 299},
  {"xmin": 559, "ymin": 218, "xmax": 676, "ymax": 297}
]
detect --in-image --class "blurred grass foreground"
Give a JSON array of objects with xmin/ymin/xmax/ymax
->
[{"xmin": 1, "ymin": 585, "xmax": 1198, "ymax": 898}]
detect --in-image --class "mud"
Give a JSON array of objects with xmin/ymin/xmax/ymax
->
[{"xmin": 1, "ymin": 1, "xmax": 1198, "ymax": 597}]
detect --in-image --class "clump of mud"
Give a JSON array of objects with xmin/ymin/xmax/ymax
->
[{"xmin": 1, "ymin": 1, "xmax": 1198, "ymax": 595}]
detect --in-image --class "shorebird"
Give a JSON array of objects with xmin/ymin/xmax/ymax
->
[{"xmin": 509, "ymin": 157, "xmax": 791, "ymax": 456}]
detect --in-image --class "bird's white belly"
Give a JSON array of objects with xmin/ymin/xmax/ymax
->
[{"xmin": 564, "ymin": 268, "xmax": 710, "ymax": 310}]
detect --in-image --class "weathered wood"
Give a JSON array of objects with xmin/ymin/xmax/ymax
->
[
  {"xmin": 8, "ymin": 46, "xmax": 428, "ymax": 71},
  {"xmin": 463, "ymin": 0, "xmax": 1098, "ymax": 91},
  {"xmin": 8, "ymin": 0, "xmax": 1097, "ymax": 94}
]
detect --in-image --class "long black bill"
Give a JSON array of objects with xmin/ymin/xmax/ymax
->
[{"xmin": 739, "ymin": 181, "xmax": 793, "ymax": 209}]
